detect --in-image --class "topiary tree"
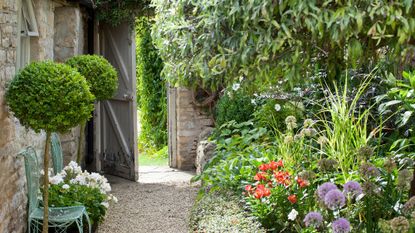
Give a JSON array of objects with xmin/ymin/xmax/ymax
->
[
  {"xmin": 6, "ymin": 61, "xmax": 95, "ymax": 233},
  {"xmin": 66, "ymin": 54, "xmax": 118, "ymax": 163}
]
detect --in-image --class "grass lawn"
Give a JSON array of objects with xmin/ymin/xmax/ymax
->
[{"xmin": 138, "ymin": 154, "xmax": 168, "ymax": 166}]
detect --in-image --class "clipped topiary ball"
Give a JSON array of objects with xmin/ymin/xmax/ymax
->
[
  {"xmin": 66, "ymin": 55, "xmax": 118, "ymax": 100},
  {"xmin": 6, "ymin": 61, "xmax": 95, "ymax": 133}
]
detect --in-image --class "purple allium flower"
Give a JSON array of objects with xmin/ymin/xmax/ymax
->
[
  {"xmin": 359, "ymin": 163, "xmax": 380, "ymax": 178},
  {"xmin": 343, "ymin": 181, "xmax": 362, "ymax": 197},
  {"xmin": 317, "ymin": 182, "xmax": 338, "ymax": 200},
  {"xmin": 332, "ymin": 218, "xmax": 351, "ymax": 233},
  {"xmin": 324, "ymin": 189, "xmax": 346, "ymax": 210},
  {"xmin": 303, "ymin": 211, "xmax": 323, "ymax": 228}
]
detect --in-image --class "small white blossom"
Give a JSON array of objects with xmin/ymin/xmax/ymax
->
[
  {"xmin": 274, "ymin": 104, "xmax": 281, "ymax": 112},
  {"xmin": 288, "ymin": 209, "xmax": 298, "ymax": 221},
  {"xmin": 49, "ymin": 174, "xmax": 64, "ymax": 185},
  {"xmin": 62, "ymin": 184, "xmax": 70, "ymax": 190},
  {"xmin": 251, "ymin": 99, "xmax": 257, "ymax": 105},
  {"xmin": 232, "ymin": 83, "xmax": 240, "ymax": 91},
  {"xmin": 101, "ymin": 202, "xmax": 109, "ymax": 208}
]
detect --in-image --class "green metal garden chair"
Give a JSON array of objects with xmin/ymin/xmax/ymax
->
[
  {"xmin": 19, "ymin": 146, "xmax": 91, "ymax": 233},
  {"xmin": 51, "ymin": 133, "xmax": 63, "ymax": 174}
]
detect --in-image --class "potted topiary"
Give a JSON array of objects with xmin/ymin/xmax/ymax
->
[
  {"xmin": 66, "ymin": 54, "xmax": 118, "ymax": 163},
  {"xmin": 6, "ymin": 61, "xmax": 95, "ymax": 233}
]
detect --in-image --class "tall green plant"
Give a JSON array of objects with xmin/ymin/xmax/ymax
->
[
  {"xmin": 66, "ymin": 55, "xmax": 118, "ymax": 164},
  {"xmin": 136, "ymin": 17, "xmax": 167, "ymax": 151},
  {"xmin": 6, "ymin": 61, "xmax": 95, "ymax": 232},
  {"xmin": 317, "ymin": 77, "xmax": 376, "ymax": 181}
]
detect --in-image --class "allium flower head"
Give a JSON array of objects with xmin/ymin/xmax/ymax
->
[
  {"xmin": 332, "ymin": 218, "xmax": 351, "ymax": 233},
  {"xmin": 357, "ymin": 146, "xmax": 374, "ymax": 160},
  {"xmin": 303, "ymin": 119, "xmax": 314, "ymax": 128},
  {"xmin": 402, "ymin": 196, "xmax": 415, "ymax": 216},
  {"xmin": 324, "ymin": 189, "xmax": 346, "ymax": 210},
  {"xmin": 359, "ymin": 163, "xmax": 380, "ymax": 179},
  {"xmin": 284, "ymin": 135, "xmax": 294, "ymax": 144},
  {"xmin": 398, "ymin": 169, "xmax": 413, "ymax": 190},
  {"xmin": 390, "ymin": 216, "xmax": 410, "ymax": 233},
  {"xmin": 318, "ymin": 159, "xmax": 338, "ymax": 172},
  {"xmin": 303, "ymin": 211, "xmax": 323, "ymax": 228},
  {"xmin": 317, "ymin": 182, "xmax": 338, "ymax": 200},
  {"xmin": 285, "ymin": 116, "xmax": 297, "ymax": 130},
  {"xmin": 298, "ymin": 170, "xmax": 315, "ymax": 181},
  {"xmin": 343, "ymin": 181, "xmax": 362, "ymax": 198},
  {"xmin": 301, "ymin": 128, "xmax": 317, "ymax": 137},
  {"xmin": 317, "ymin": 136, "xmax": 328, "ymax": 146},
  {"xmin": 384, "ymin": 158, "xmax": 397, "ymax": 173}
]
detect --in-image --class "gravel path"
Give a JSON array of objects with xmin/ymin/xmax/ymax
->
[{"xmin": 97, "ymin": 166, "xmax": 199, "ymax": 233}]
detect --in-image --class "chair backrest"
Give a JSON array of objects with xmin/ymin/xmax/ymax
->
[
  {"xmin": 51, "ymin": 133, "xmax": 63, "ymax": 174},
  {"xmin": 18, "ymin": 146, "xmax": 40, "ymax": 214}
]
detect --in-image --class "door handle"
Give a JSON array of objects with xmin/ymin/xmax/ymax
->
[{"xmin": 123, "ymin": 94, "xmax": 134, "ymax": 101}]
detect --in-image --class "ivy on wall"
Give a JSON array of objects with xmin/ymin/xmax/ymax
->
[
  {"xmin": 94, "ymin": 0, "xmax": 150, "ymax": 26},
  {"xmin": 136, "ymin": 17, "xmax": 167, "ymax": 151},
  {"xmin": 152, "ymin": 0, "xmax": 415, "ymax": 90}
]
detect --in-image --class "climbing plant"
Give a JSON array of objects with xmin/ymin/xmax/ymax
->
[
  {"xmin": 152, "ymin": 0, "xmax": 415, "ymax": 90},
  {"xmin": 95, "ymin": 0, "xmax": 151, "ymax": 26},
  {"xmin": 136, "ymin": 17, "xmax": 167, "ymax": 151},
  {"xmin": 6, "ymin": 61, "xmax": 95, "ymax": 232}
]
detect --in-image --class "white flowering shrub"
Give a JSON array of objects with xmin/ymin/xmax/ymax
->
[{"xmin": 47, "ymin": 161, "xmax": 117, "ymax": 224}]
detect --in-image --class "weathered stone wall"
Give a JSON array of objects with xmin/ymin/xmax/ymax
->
[
  {"xmin": 172, "ymin": 87, "xmax": 214, "ymax": 170},
  {"xmin": 0, "ymin": 1, "xmax": 88, "ymax": 232},
  {"xmin": 54, "ymin": 5, "xmax": 88, "ymax": 164},
  {"xmin": 0, "ymin": 1, "xmax": 45, "ymax": 232}
]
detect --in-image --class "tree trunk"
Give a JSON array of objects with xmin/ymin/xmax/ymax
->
[
  {"xmin": 76, "ymin": 122, "xmax": 85, "ymax": 164},
  {"xmin": 43, "ymin": 132, "xmax": 51, "ymax": 233}
]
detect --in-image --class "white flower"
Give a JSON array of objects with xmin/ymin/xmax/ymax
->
[
  {"xmin": 49, "ymin": 174, "xmax": 64, "ymax": 185},
  {"xmin": 101, "ymin": 202, "xmax": 109, "ymax": 208},
  {"xmin": 288, "ymin": 209, "xmax": 298, "ymax": 221},
  {"xmin": 251, "ymin": 99, "xmax": 257, "ymax": 105},
  {"xmin": 232, "ymin": 83, "xmax": 240, "ymax": 91},
  {"xmin": 62, "ymin": 184, "xmax": 70, "ymax": 190},
  {"xmin": 274, "ymin": 104, "xmax": 281, "ymax": 112}
]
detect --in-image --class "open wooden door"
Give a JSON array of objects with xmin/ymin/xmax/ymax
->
[{"xmin": 97, "ymin": 22, "xmax": 138, "ymax": 181}]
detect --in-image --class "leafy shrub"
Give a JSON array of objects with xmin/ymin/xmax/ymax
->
[
  {"xmin": 215, "ymin": 89, "xmax": 255, "ymax": 127},
  {"xmin": 66, "ymin": 55, "xmax": 118, "ymax": 101},
  {"xmin": 6, "ymin": 61, "xmax": 95, "ymax": 133},
  {"xmin": 6, "ymin": 60, "xmax": 95, "ymax": 230},
  {"xmin": 48, "ymin": 162, "xmax": 117, "ymax": 224},
  {"xmin": 136, "ymin": 17, "xmax": 167, "ymax": 151},
  {"xmin": 189, "ymin": 191, "xmax": 265, "ymax": 233},
  {"xmin": 194, "ymin": 120, "xmax": 271, "ymax": 191}
]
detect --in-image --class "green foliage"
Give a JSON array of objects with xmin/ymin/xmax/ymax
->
[
  {"xmin": 6, "ymin": 61, "xmax": 95, "ymax": 133},
  {"xmin": 189, "ymin": 191, "xmax": 266, "ymax": 233},
  {"xmin": 195, "ymin": 120, "xmax": 271, "ymax": 191},
  {"xmin": 152, "ymin": 0, "xmax": 415, "ymax": 89},
  {"xmin": 95, "ymin": 0, "xmax": 150, "ymax": 26},
  {"xmin": 136, "ymin": 17, "xmax": 167, "ymax": 150},
  {"xmin": 66, "ymin": 55, "xmax": 118, "ymax": 101},
  {"xmin": 253, "ymin": 99, "xmax": 303, "ymax": 135},
  {"xmin": 48, "ymin": 184, "xmax": 107, "ymax": 224},
  {"xmin": 215, "ymin": 90, "xmax": 255, "ymax": 128}
]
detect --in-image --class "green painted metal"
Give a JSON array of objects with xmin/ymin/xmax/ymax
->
[
  {"xmin": 51, "ymin": 133, "xmax": 63, "ymax": 175},
  {"xmin": 19, "ymin": 146, "xmax": 91, "ymax": 233}
]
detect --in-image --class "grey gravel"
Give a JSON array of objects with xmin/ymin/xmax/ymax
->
[{"xmin": 97, "ymin": 166, "xmax": 199, "ymax": 233}]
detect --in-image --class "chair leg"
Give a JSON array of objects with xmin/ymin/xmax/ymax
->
[
  {"xmin": 84, "ymin": 212, "xmax": 91, "ymax": 233},
  {"xmin": 75, "ymin": 217, "xmax": 83, "ymax": 233}
]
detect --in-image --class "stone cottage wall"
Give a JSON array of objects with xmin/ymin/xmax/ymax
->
[
  {"xmin": 0, "ymin": 1, "xmax": 88, "ymax": 232},
  {"xmin": 169, "ymin": 87, "xmax": 214, "ymax": 170},
  {"xmin": 0, "ymin": 1, "xmax": 45, "ymax": 232}
]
